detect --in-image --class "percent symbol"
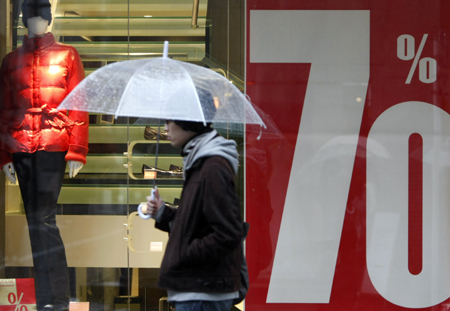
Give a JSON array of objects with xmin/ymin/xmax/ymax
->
[
  {"xmin": 397, "ymin": 34, "xmax": 437, "ymax": 84},
  {"xmin": 8, "ymin": 292, "xmax": 27, "ymax": 311}
]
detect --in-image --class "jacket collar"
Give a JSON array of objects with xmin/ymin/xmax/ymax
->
[{"xmin": 23, "ymin": 32, "xmax": 56, "ymax": 51}]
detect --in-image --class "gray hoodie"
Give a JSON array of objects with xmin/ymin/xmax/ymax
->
[{"xmin": 182, "ymin": 129, "xmax": 239, "ymax": 178}]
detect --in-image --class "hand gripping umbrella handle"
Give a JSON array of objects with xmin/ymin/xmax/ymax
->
[{"xmin": 138, "ymin": 188, "xmax": 156, "ymax": 220}]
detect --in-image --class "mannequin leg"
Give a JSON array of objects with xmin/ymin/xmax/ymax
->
[{"xmin": 13, "ymin": 151, "xmax": 70, "ymax": 311}]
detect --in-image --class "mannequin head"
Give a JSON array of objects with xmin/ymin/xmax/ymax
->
[
  {"xmin": 22, "ymin": 0, "xmax": 52, "ymax": 34},
  {"xmin": 27, "ymin": 16, "xmax": 48, "ymax": 38}
]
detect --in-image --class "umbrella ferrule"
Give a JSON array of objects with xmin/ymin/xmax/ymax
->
[{"xmin": 163, "ymin": 41, "xmax": 169, "ymax": 58}]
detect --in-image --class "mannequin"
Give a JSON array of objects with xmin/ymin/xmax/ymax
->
[
  {"xmin": 2, "ymin": 16, "xmax": 83, "ymax": 183},
  {"xmin": 0, "ymin": 1, "xmax": 89, "ymax": 311}
]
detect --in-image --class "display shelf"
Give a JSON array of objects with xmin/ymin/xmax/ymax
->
[
  {"xmin": 65, "ymin": 154, "xmax": 182, "ymax": 174},
  {"xmin": 17, "ymin": 16, "xmax": 207, "ymax": 38},
  {"xmin": 56, "ymin": 123, "xmax": 184, "ymax": 214},
  {"xmin": 58, "ymin": 184, "xmax": 182, "ymax": 205},
  {"xmin": 89, "ymin": 124, "xmax": 169, "ymax": 144},
  {"xmin": 62, "ymin": 174, "xmax": 183, "ymax": 186},
  {"xmin": 53, "ymin": 0, "xmax": 208, "ymax": 19},
  {"xmin": 73, "ymin": 41, "xmax": 205, "ymax": 63}
]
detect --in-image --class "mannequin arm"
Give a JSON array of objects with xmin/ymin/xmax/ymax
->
[
  {"xmin": 68, "ymin": 160, "xmax": 83, "ymax": 178},
  {"xmin": 2, "ymin": 162, "xmax": 16, "ymax": 184}
]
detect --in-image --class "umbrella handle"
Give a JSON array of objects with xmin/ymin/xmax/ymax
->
[
  {"xmin": 137, "ymin": 188, "xmax": 156, "ymax": 220},
  {"xmin": 137, "ymin": 203, "xmax": 151, "ymax": 220}
]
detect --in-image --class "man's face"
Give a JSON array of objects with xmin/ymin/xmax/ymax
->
[{"xmin": 164, "ymin": 121, "xmax": 196, "ymax": 148}]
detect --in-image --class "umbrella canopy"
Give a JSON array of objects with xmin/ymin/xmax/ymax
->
[
  {"xmin": 134, "ymin": 101, "xmax": 284, "ymax": 140},
  {"xmin": 58, "ymin": 42, "xmax": 265, "ymax": 128}
]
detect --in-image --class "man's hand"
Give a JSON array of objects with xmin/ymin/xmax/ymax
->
[{"xmin": 143, "ymin": 188, "xmax": 164, "ymax": 216}]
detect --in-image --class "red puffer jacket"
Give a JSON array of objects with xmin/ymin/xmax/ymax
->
[{"xmin": 0, "ymin": 32, "xmax": 89, "ymax": 167}]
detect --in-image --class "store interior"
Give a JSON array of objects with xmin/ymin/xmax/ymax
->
[{"xmin": 0, "ymin": 0, "xmax": 245, "ymax": 310}]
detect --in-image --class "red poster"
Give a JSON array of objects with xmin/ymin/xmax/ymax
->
[
  {"xmin": 0, "ymin": 279, "xmax": 36, "ymax": 311},
  {"xmin": 246, "ymin": 1, "xmax": 450, "ymax": 310}
]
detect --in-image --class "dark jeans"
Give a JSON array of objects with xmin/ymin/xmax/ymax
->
[
  {"xmin": 13, "ymin": 151, "xmax": 70, "ymax": 311},
  {"xmin": 172, "ymin": 300, "xmax": 234, "ymax": 311}
]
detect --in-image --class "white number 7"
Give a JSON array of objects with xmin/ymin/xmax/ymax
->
[{"xmin": 250, "ymin": 10, "xmax": 370, "ymax": 303}]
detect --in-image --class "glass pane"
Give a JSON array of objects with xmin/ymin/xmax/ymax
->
[
  {"xmin": 3, "ymin": 1, "xmax": 152, "ymax": 310},
  {"xmin": 128, "ymin": 1, "xmax": 203, "ymax": 310},
  {"xmin": 2, "ymin": 1, "xmax": 246, "ymax": 311}
]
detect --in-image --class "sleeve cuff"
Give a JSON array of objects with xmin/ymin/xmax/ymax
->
[
  {"xmin": 154, "ymin": 203, "xmax": 166, "ymax": 223},
  {"xmin": 65, "ymin": 144, "xmax": 89, "ymax": 164},
  {"xmin": 0, "ymin": 150, "xmax": 13, "ymax": 168}
]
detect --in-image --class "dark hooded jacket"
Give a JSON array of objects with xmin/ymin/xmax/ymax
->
[{"xmin": 155, "ymin": 132, "xmax": 245, "ymax": 293}]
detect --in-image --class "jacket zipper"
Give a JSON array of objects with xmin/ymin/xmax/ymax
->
[{"xmin": 32, "ymin": 42, "xmax": 40, "ymax": 136}]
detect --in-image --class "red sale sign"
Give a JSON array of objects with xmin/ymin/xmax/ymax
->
[
  {"xmin": 245, "ymin": 1, "xmax": 450, "ymax": 310},
  {"xmin": 0, "ymin": 279, "xmax": 36, "ymax": 311}
]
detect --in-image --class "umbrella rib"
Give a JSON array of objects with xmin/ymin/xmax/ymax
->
[
  {"xmin": 115, "ymin": 60, "xmax": 154, "ymax": 117},
  {"xmin": 178, "ymin": 62, "xmax": 206, "ymax": 125},
  {"xmin": 245, "ymin": 94, "xmax": 266, "ymax": 127},
  {"xmin": 115, "ymin": 66, "xmax": 141, "ymax": 117}
]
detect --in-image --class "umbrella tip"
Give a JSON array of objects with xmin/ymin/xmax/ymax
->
[{"xmin": 163, "ymin": 41, "xmax": 169, "ymax": 58}]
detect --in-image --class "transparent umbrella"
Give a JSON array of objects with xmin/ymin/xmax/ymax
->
[
  {"xmin": 58, "ymin": 42, "xmax": 268, "ymax": 219},
  {"xmin": 133, "ymin": 100, "xmax": 284, "ymax": 141},
  {"xmin": 58, "ymin": 41, "xmax": 266, "ymax": 129}
]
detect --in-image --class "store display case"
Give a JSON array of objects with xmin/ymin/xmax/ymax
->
[{"xmin": 2, "ymin": 0, "xmax": 245, "ymax": 310}]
